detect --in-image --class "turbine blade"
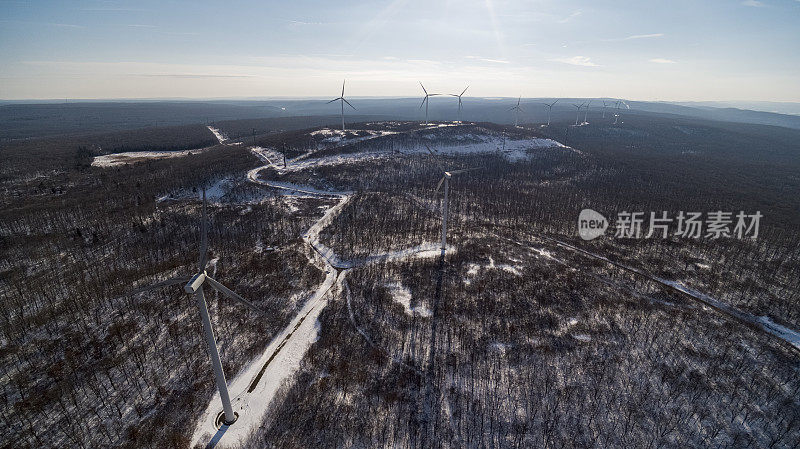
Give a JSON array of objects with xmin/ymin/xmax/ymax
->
[
  {"xmin": 342, "ymin": 80, "xmax": 345, "ymax": 97},
  {"xmin": 424, "ymin": 143, "xmax": 436, "ymax": 156},
  {"xmin": 461, "ymin": 86, "xmax": 469, "ymax": 96},
  {"xmin": 342, "ymin": 98, "xmax": 356, "ymax": 110},
  {"xmin": 419, "ymin": 81, "xmax": 427, "ymax": 95},
  {"xmin": 552, "ymin": 99, "xmax": 559, "ymax": 106},
  {"xmin": 420, "ymin": 96, "xmax": 427, "ymax": 109},
  {"xmin": 326, "ymin": 98, "xmax": 340, "ymax": 104},
  {"xmin": 435, "ymin": 176, "xmax": 446, "ymax": 193},
  {"xmin": 425, "ymin": 144, "xmax": 446, "ymax": 173},
  {"xmin": 199, "ymin": 188, "xmax": 208, "ymax": 271},
  {"xmin": 205, "ymin": 276, "xmax": 266, "ymax": 314},
  {"xmin": 130, "ymin": 277, "xmax": 190, "ymax": 295}
]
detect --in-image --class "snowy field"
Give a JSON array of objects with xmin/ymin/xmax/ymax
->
[{"xmin": 91, "ymin": 148, "xmax": 210, "ymax": 167}]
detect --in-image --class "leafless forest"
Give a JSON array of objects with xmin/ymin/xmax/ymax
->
[{"xmin": 1, "ymin": 113, "xmax": 799, "ymax": 448}]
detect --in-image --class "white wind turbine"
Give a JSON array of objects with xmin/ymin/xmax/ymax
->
[
  {"xmin": 583, "ymin": 99, "xmax": 592, "ymax": 124},
  {"xmin": 425, "ymin": 145, "xmax": 478, "ymax": 255},
  {"xmin": 435, "ymin": 168, "xmax": 477, "ymax": 255},
  {"xmin": 612, "ymin": 99, "xmax": 629, "ymax": 124},
  {"xmin": 510, "ymin": 96, "xmax": 524, "ymax": 127},
  {"xmin": 541, "ymin": 99, "xmax": 559, "ymax": 126},
  {"xmin": 572, "ymin": 102, "xmax": 585, "ymax": 126},
  {"xmin": 327, "ymin": 80, "xmax": 356, "ymax": 132},
  {"xmin": 131, "ymin": 189, "xmax": 265, "ymax": 426},
  {"xmin": 449, "ymin": 86, "xmax": 469, "ymax": 123},
  {"xmin": 419, "ymin": 82, "xmax": 440, "ymax": 125}
]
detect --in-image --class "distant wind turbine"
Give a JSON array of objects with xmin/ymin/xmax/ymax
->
[
  {"xmin": 613, "ymin": 99, "xmax": 629, "ymax": 124},
  {"xmin": 327, "ymin": 80, "xmax": 356, "ymax": 132},
  {"xmin": 602, "ymin": 100, "xmax": 609, "ymax": 119},
  {"xmin": 131, "ymin": 189, "xmax": 265, "ymax": 426},
  {"xmin": 583, "ymin": 99, "xmax": 592, "ymax": 124},
  {"xmin": 449, "ymin": 86, "xmax": 469, "ymax": 122},
  {"xmin": 541, "ymin": 99, "xmax": 559, "ymax": 126},
  {"xmin": 419, "ymin": 82, "xmax": 440, "ymax": 125},
  {"xmin": 509, "ymin": 96, "xmax": 524, "ymax": 127},
  {"xmin": 573, "ymin": 102, "xmax": 585, "ymax": 126}
]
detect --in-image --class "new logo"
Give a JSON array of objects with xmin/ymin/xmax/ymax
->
[{"xmin": 578, "ymin": 209, "xmax": 608, "ymax": 240}]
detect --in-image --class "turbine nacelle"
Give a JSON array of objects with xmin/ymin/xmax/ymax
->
[{"xmin": 185, "ymin": 272, "xmax": 206, "ymax": 294}]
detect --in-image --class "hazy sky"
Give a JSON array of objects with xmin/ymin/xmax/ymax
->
[{"xmin": 1, "ymin": 0, "xmax": 799, "ymax": 101}]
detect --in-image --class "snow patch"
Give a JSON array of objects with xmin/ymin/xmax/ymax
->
[
  {"xmin": 91, "ymin": 148, "xmax": 208, "ymax": 167},
  {"xmin": 385, "ymin": 282, "xmax": 431, "ymax": 317},
  {"xmin": 208, "ymin": 126, "xmax": 227, "ymax": 143}
]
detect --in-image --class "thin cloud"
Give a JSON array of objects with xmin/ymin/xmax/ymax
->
[
  {"xmin": 601, "ymin": 33, "xmax": 664, "ymax": 42},
  {"xmin": 625, "ymin": 33, "xmax": 664, "ymax": 40},
  {"xmin": 558, "ymin": 10, "xmax": 582, "ymax": 23},
  {"xmin": 465, "ymin": 56, "xmax": 510, "ymax": 64},
  {"xmin": 553, "ymin": 56, "xmax": 598, "ymax": 67},
  {"xmin": 137, "ymin": 74, "xmax": 257, "ymax": 79},
  {"xmin": 650, "ymin": 58, "xmax": 676, "ymax": 64},
  {"xmin": 741, "ymin": 0, "xmax": 765, "ymax": 6},
  {"xmin": 0, "ymin": 20, "xmax": 83, "ymax": 28},
  {"xmin": 287, "ymin": 20, "xmax": 324, "ymax": 26}
]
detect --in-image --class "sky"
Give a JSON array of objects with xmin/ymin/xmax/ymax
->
[{"xmin": 1, "ymin": 0, "xmax": 799, "ymax": 101}]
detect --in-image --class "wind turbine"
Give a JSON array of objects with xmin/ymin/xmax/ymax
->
[
  {"xmin": 449, "ymin": 86, "xmax": 469, "ymax": 123},
  {"xmin": 541, "ymin": 99, "xmax": 559, "ymax": 126},
  {"xmin": 419, "ymin": 82, "xmax": 440, "ymax": 125},
  {"xmin": 583, "ymin": 100, "xmax": 592, "ymax": 124},
  {"xmin": 327, "ymin": 80, "xmax": 356, "ymax": 132},
  {"xmin": 602, "ymin": 100, "xmax": 609, "ymax": 119},
  {"xmin": 509, "ymin": 96, "xmax": 524, "ymax": 127},
  {"xmin": 435, "ymin": 168, "xmax": 477, "ymax": 255},
  {"xmin": 572, "ymin": 102, "xmax": 584, "ymax": 126},
  {"xmin": 612, "ymin": 99, "xmax": 629, "ymax": 124},
  {"xmin": 131, "ymin": 189, "xmax": 265, "ymax": 426}
]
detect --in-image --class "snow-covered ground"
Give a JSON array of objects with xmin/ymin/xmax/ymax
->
[
  {"xmin": 249, "ymin": 133, "xmax": 568, "ymax": 176},
  {"xmin": 156, "ymin": 177, "xmax": 237, "ymax": 203},
  {"xmin": 309, "ymin": 128, "xmax": 397, "ymax": 144},
  {"xmin": 385, "ymin": 282, "xmax": 431, "ymax": 317},
  {"xmin": 208, "ymin": 126, "xmax": 227, "ymax": 144},
  {"xmin": 91, "ymin": 148, "xmax": 209, "ymax": 167},
  {"xmin": 91, "ymin": 126, "xmax": 226, "ymax": 168}
]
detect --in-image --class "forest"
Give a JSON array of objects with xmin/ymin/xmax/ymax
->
[{"xmin": 1, "ymin": 110, "xmax": 798, "ymax": 448}]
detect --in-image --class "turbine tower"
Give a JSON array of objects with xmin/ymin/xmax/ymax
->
[
  {"xmin": 131, "ymin": 189, "xmax": 265, "ymax": 426},
  {"xmin": 541, "ymin": 99, "xmax": 559, "ymax": 126},
  {"xmin": 509, "ymin": 96, "xmax": 524, "ymax": 127},
  {"xmin": 435, "ymin": 168, "xmax": 476, "ymax": 255},
  {"xmin": 449, "ymin": 86, "xmax": 469, "ymax": 122},
  {"xmin": 327, "ymin": 80, "xmax": 356, "ymax": 132},
  {"xmin": 419, "ymin": 82, "xmax": 440, "ymax": 125}
]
